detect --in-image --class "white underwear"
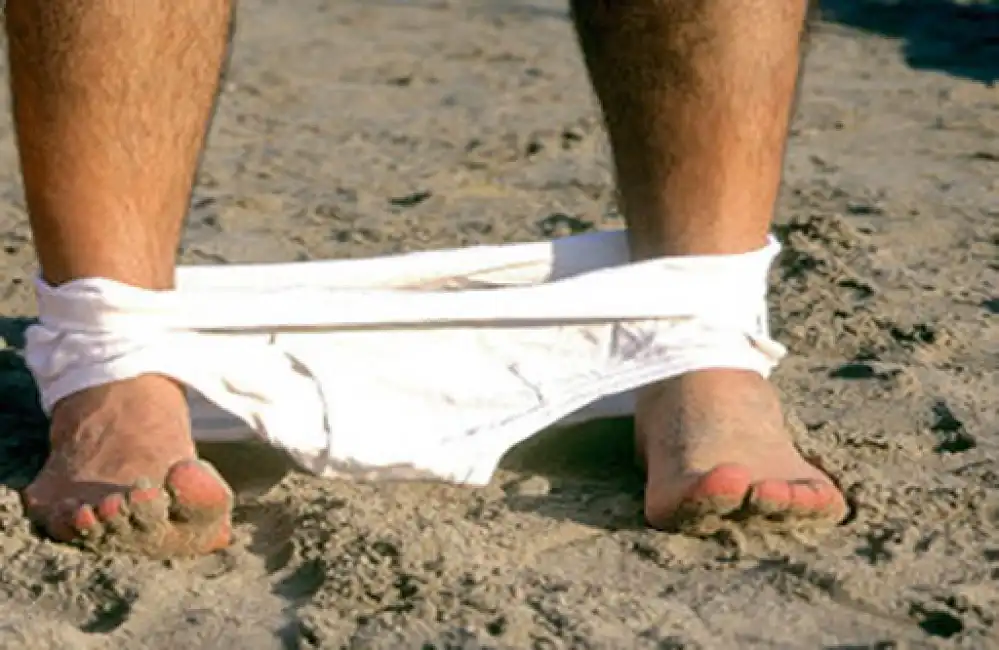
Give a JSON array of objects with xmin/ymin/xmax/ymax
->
[{"xmin": 23, "ymin": 230, "xmax": 785, "ymax": 486}]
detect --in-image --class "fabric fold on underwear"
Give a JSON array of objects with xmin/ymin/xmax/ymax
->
[{"xmin": 24, "ymin": 230, "xmax": 787, "ymax": 486}]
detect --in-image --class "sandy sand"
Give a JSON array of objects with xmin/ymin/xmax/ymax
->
[{"xmin": 0, "ymin": 1, "xmax": 995, "ymax": 648}]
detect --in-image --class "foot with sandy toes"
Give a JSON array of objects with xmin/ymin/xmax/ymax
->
[
  {"xmin": 22, "ymin": 376, "xmax": 233, "ymax": 557},
  {"xmin": 568, "ymin": 3, "xmax": 846, "ymax": 530},
  {"xmin": 638, "ymin": 370, "xmax": 847, "ymax": 533},
  {"xmin": 7, "ymin": 0, "xmax": 237, "ymax": 557}
]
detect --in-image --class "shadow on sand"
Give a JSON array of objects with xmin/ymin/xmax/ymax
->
[
  {"xmin": 498, "ymin": 417, "xmax": 647, "ymax": 531},
  {"xmin": 819, "ymin": 0, "xmax": 999, "ymax": 85},
  {"xmin": 0, "ymin": 318, "xmax": 48, "ymax": 493},
  {"xmin": 370, "ymin": 0, "xmax": 999, "ymax": 85}
]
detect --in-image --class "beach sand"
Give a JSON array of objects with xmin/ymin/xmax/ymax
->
[{"xmin": 0, "ymin": 1, "xmax": 995, "ymax": 647}]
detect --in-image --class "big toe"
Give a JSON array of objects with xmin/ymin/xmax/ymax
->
[
  {"xmin": 647, "ymin": 463, "xmax": 753, "ymax": 531},
  {"xmin": 115, "ymin": 462, "xmax": 233, "ymax": 557},
  {"xmin": 126, "ymin": 460, "xmax": 233, "ymax": 557},
  {"xmin": 165, "ymin": 459, "xmax": 233, "ymax": 525}
]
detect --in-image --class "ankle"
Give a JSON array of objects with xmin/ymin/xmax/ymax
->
[
  {"xmin": 628, "ymin": 226, "xmax": 772, "ymax": 258},
  {"xmin": 49, "ymin": 375, "xmax": 188, "ymax": 435}
]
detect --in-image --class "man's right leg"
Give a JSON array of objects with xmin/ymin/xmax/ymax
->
[{"xmin": 8, "ymin": 0, "xmax": 236, "ymax": 556}]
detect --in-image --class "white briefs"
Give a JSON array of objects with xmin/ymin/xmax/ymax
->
[{"xmin": 23, "ymin": 230, "xmax": 786, "ymax": 486}]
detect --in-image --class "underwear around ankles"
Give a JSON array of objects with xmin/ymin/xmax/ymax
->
[{"xmin": 24, "ymin": 230, "xmax": 786, "ymax": 485}]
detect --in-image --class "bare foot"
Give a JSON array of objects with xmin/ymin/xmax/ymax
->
[
  {"xmin": 22, "ymin": 375, "xmax": 233, "ymax": 558},
  {"xmin": 637, "ymin": 369, "xmax": 847, "ymax": 534}
]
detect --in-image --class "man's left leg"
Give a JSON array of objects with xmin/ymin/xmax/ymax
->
[{"xmin": 568, "ymin": 0, "xmax": 847, "ymax": 530}]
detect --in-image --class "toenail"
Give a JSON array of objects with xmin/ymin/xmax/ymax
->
[
  {"xmin": 694, "ymin": 464, "xmax": 753, "ymax": 497},
  {"xmin": 96, "ymin": 493, "xmax": 127, "ymax": 520},
  {"xmin": 129, "ymin": 484, "xmax": 164, "ymax": 505},
  {"xmin": 168, "ymin": 460, "xmax": 214, "ymax": 483},
  {"xmin": 788, "ymin": 482, "xmax": 823, "ymax": 511},
  {"xmin": 808, "ymin": 482, "xmax": 838, "ymax": 506},
  {"xmin": 750, "ymin": 480, "xmax": 792, "ymax": 505},
  {"xmin": 166, "ymin": 460, "xmax": 233, "ymax": 504},
  {"xmin": 71, "ymin": 505, "xmax": 101, "ymax": 535}
]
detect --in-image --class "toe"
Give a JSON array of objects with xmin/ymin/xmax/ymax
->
[
  {"xmin": 94, "ymin": 492, "xmax": 132, "ymax": 533},
  {"xmin": 747, "ymin": 479, "xmax": 794, "ymax": 517},
  {"xmin": 787, "ymin": 480, "xmax": 826, "ymax": 518},
  {"xmin": 814, "ymin": 481, "xmax": 849, "ymax": 523},
  {"xmin": 164, "ymin": 460, "xmax": 233, "ymax": 525},
  {"xmin": 205, "ymin": 520, "xmax": 233, "ymax": 553},
  {"xmin": 652, "ymin": 464, "xmax": 753, "ymax": 530},
  {"xmin": 69, "ymin": 503, "xmax": 105, "ymax": 545},
  {"xmin": 685, "ymin": 464, "xmax": 754, "ymax": 509},
  {"xmin": 785, "ymin": 479, "xmax": 848, "ymax": 524},
  {"xmin": 157, "ymin": 460, "xmax": 234, "ymax": 557},
  {"xmin": 127, "ymin": 477, "xmax": 171, "ymax": 534}
]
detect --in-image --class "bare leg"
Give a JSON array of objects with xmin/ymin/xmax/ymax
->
[
  {"xmin": 569, "ymin": 1, "xmax": 846, "ymax": 531},
  {"xmin": 8, "ymin": 0, "xmax": 235, "ymax": 556}
]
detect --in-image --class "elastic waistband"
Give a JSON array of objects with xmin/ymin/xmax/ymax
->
[{"xmin": 33, "ymin": 233, "xmax": 781, "ymax": 333}]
